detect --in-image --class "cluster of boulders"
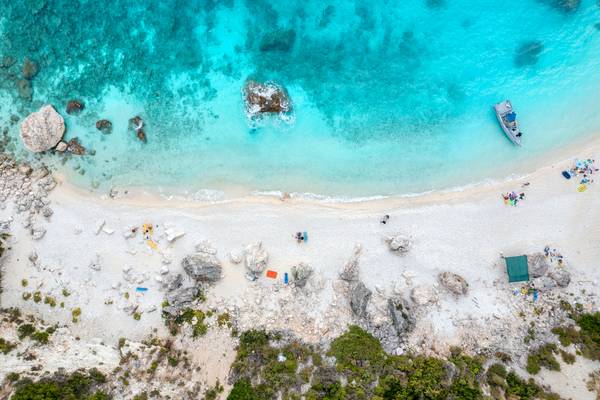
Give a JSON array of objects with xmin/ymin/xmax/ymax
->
[
  {"xmin": 128, "ymin": 116, "xmax": 147, "ymax": 142},
  {"xmin": 0, "ymin": 154, "xmax": 56, "ymax": 240},
  {"xmin": 529, "ymin": 252, "xmax": 571, "ymax": 290}
]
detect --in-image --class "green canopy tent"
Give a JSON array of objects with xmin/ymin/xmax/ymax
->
[{"xmin": 505, "ymin": 255, "xmax": 529, "ymax": 283}]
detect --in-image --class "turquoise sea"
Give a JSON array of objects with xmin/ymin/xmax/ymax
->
[{"xmin": 1, "ymin": 0, "xmax": 600, "ymax": 198}]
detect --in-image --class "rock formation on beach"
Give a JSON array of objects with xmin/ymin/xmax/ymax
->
[
  {"xmin": 20, "ymin": 105, "xmax": 65, "ymax": 152},
  {"xmin": 244, "ymin": 242, "xmax": 269, "ymax": 278},
  {"xmin": 438, "ymin": 271, "xmax": 469, "ymax": 295},
  {"xmin": 243, "ymin": 80, "xmax": 291, "ymax": 117},
  {"xmin": 181, "ymin": 243, "xmax": 222, "ymax": 283}
]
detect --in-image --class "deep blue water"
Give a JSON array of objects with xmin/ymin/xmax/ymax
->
[{"xmin": 1, "ymin": 0, "xmax": 600, "ymax": 197}]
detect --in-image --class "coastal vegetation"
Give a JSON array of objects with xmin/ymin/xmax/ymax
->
[{"xmin": 227, "ymin": 325, "xmax": 559, "ymax": 400}]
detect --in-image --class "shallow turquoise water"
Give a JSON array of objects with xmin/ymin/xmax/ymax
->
[{"xmin": 0, "ymin": 0, "xmax": 599, "ymax": 197}]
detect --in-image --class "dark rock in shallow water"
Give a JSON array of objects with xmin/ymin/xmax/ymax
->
[
  {"xmin": 1, "ymin": 56, "xmax": 15, "ymax": 68},
  {"xmin": 22, "ymin": 58, "xmax": 38, "ymax": 80},
  {"xmin": 319, "ymin": 5, "xmax": 335, "ymax": 28},
  {"xmin": 136, "ymin": 129, "xmax": 147, "ymax": 143},
  {"xmin": 514, "ymin": 40, "xmax": 544, "ymax": 67},
  {"xmin": 95, "ymin": 119, "xmax": 112, "ymax": 134},
  {"xmin": 16, "ymin": 79, "xmax": 33, "ymax": 100},
  {"xmin": 66, "ymin": 100, "xmax": 84, "ymax": 115},
  {"xmin": 259, "ymin": 29, "xmax": 296, "ymax": 52},
  {"xmin": 66, "ymin": 137, "xmax": 86, "ymax": 155},
  {"xmin": 129, "ymin": 116, "xmax": 143, "ymax": 131},
  {"xmin": 244, "ymin": 80, "xmax": 292, "ymax": 116},
  {"xmin": 548, "ymin": 0, "xmax": 581, "ymax": 12},
  {"xmin": 128, "ymin": 116, "xmax": 147, "ymax": 142},
  {"xmin": 426, "ymin": 0, "xmax": 445, "ymax": 8},
  {"xmin": 595, "ymin": 22, "xmax": 600, "ymax": 30}
]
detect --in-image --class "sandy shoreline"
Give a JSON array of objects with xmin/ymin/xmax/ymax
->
[{"xmin": 52, "ymin": 131, "xmax": 600, "ymax": 212}]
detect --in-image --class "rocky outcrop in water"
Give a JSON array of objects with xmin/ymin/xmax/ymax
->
[
  {"xmin": 66, "ymin": 100, "xmax": 84, "ymax": 115},
  {"xmin": 20, "ymin": 105, "xmax": 65, "ymax": 152},
  {"xmin": 243, "ymin": 81, "xmax": 291, "ymax": 117},
  {"xmin": 96, "ymin": 119, "xmax": 112, "ymax": 134},
  {"xmin": 16, "ymin": 79, "xmax": 33, "ymax": 101},
  {"xmin": 66, "ymin": 138, "xmax": 86, "ymax": 155},
  {"xmin": 129, "ymin": 116, "xmax": 146, "ymax": 142}
]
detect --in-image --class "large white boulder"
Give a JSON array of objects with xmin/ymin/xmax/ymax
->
[{"xmin": 20, "ymin": 105, "xmax": 65, "ymax": 152}]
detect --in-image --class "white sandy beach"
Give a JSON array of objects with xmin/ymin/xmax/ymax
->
[{"xmin": 1, "ymin": 136, "xmax": 600, "ymax": 398}]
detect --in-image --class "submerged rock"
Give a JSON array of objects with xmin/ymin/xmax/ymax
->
[
  {"xmin": 1, "ymin": 56, "xmax": 15, "ymax": 68},
  {"xmin": 129, "ymin": 116, "xmax": 146, "ymax": 142},
  {"xmin": 96, "ymin": 119, "xmax": 112, "ymax": 134},
  {"xmin": 438, "ymin": 271, "xmax": 468, "ymax": 295},
  {"xmin": 546, "ymin": 0, "xmax": 580, "ymax": 12},
  {"xmin": 514, "ymin": 41, "xmax": 544, "ymax": 67},
  {"xmin": 16, "ymin": 79, "xmax": 33, "ymax": 100},
  {"xmin": 66, "ymin": 137, "xmax": 86, "ymax": 155},
  {"xmin": 259, "ymin": 29, "xmax": 296, "ymax": 52},
  {"xmin": 243, "ymin": 80, "xmax": 291, "ymax": 116},
  {"xmin": 22, "ymin": 58, "xmax": 39, "ymax": 80},
  {"xmin": 20, "ymin": 105, "xmax": 65, "ymax": 152},
  {"xmin": 66, "ymin": 100, "xmax": 85, "ymax": 115}
]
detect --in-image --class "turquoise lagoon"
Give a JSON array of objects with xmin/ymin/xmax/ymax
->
[{"xmin": 1, "ymin": 0, "xmax": 600, "ymax": 198}]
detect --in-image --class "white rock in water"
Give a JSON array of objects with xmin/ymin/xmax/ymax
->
[
  {"xmin": 55, "ymin": 141, "xmax": 68, "ymax": 152},
  {"xmin": 20, "ymin": 105, "xmax": 65, "ymax": 152},
  {"xmin": 102, "ymin": 227, "xmax": 115, "ymax": 235}
]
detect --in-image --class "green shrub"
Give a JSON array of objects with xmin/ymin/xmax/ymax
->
[
  {"xmin": 526, "ymin": 344, "xmax": 560, "ymax": 375},
  {"xmin": 72, "ymin": 307, "xmax": 82, "ymax": 323},
  {"xmin": 17, "ymin": 324, "xmax": 36, "ymax": 339},
  {"xmin": 328, "ymin": 325, "xmax": 385, "ymax": 374},
  {"xmin": 227, "ymin": 379, "xmax": 257, "ymax": 400},
  {"xmin": 560, "ymin": 350, "xmax": 576, "ymax": 364},
  {"xmin": 33, "ymin": 291, "xmax": 42, "ymax": 303},
  {"xmin": 506, "ymin": 372, "xmax": 540, "ymax": 400},
  {"xmin": 0, "ymin": 337, "xmax": 16, "ymax": 354}
]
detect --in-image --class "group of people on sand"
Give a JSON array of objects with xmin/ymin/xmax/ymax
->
[{"xmin": 502, "ymin": 191, "xmax": 525, "ymax": 206}]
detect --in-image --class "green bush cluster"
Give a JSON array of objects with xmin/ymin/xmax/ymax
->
[
  {"xmin": 0, "ymin": 337, "xmax": 17, "ymax": 354},
  {"xmin": 17, "ymin": 323, "xmax": 54, "ymax": 344},
  {"xmin": 552, "ymin": 311, "xmax": 600, "ymax": 360},
  {"xmin": 226, "ymin": 325, "xmax": 567, "ymax": 400},
  {"xmin": 163, "ymin": 307, "xmax": 208, "ymax": 337},
  {"xmin": 526, "ymin": 343, "xmax": 560, "ymax": 375},
  {"xmin": 10, "ymin": 370, "xmax": 110, "ymax": 400}
]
